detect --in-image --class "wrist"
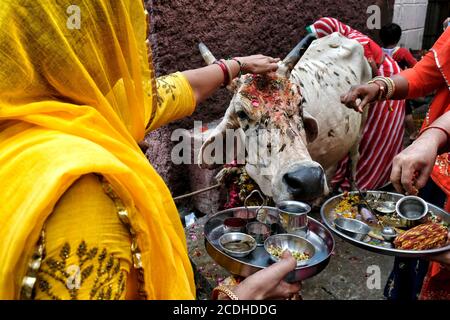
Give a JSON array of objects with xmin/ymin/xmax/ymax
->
[
  {"xmin": 417, "ymin": 127, "xmax": 448, "ymax": 152},
  {"xmin": 233, "ymin": 282, "xmax": 264, "ymax": 300}
]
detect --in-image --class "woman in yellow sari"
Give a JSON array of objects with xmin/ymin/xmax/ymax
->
[{"xmin": 0, "ymin": 0, "xmax": 300, "ymax": 299}]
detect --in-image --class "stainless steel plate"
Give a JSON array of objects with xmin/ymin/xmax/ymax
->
[
  {"xmin": 204, "ymin": 206, "xmax": 335, "ymax": 282},
  {"xmin": 320, "ymin": 191, "xmax": 450, "ymax": 258}
]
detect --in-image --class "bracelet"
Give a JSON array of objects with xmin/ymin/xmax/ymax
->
[
  {"xmin": 211, "ymin": 285, "xmax": 239, "ymax": 300},
  {"xmin": 213, "ymin": 60, "xmax": 230, "ymax": 88},
  {"xmin": 221, "ymin": 59, "xmax": 234, "ymax": 87},
  {"xmin": 369, "ymin": 76, "xmax": 396, "ymax": 101},
  {"xmin": 231, "ymin": 57, "xmax": 244, "ymax": 76},
  {"xmin": 367, "ymin": 80, "xmax": 386, "ymax": 101}
]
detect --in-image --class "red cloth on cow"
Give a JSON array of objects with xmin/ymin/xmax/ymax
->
[
  {"xmin": 401, "ymin": 28, "xmax": 450, "ymax": 300},
  {"xmin": 308, "ymin": 17, "xmax": 405, "ymax": 190}
]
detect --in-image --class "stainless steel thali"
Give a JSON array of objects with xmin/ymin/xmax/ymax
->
[
  {"xmin": 320, "ymin": 191, "xmax": 450, "ymax": 258},
  {"xmin": 204, "ymin": 206, "xmax": 335, "ymax": 282}
]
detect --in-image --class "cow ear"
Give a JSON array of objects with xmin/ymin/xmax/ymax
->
[{"xmin": 303, "ymin": 110, "xmax": 319, "ymax": 143}]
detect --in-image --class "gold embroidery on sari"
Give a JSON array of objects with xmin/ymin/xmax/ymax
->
[
  {"xmin": 34, "ymin": 241, "xmax": 126, "ymax": 300},
  {"xmin": 156, "ymin": 74, "xmax": 179, "ymax": 108}
]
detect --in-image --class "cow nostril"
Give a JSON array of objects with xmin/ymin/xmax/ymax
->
[
  {"xmin": 283, "ymin": 166, "xmax": 325, "ymax": 199},
  {"xmin": 283, "ymin": 172, "xmax": 305, "ymax": 191}
]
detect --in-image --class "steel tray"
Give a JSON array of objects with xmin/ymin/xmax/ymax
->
[
  {"xmin": 204, "ymin": 206, "xmax": 335, "ymax": 282},
  {"xmin": 320, "ymin": 191, "xmax": 450, "ymax": 258}
]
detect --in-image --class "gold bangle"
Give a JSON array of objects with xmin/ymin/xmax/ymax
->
[
  {"xmin": 370, "ymin": 76, "xmax": 394, "ymax": 100},
  {"xmin": 212, "ymin": 285, "xmax": 239, "ymax": 300},
  {"xmin": 385, "ymin": 77, "xmax": 396, "ymax": 99}
]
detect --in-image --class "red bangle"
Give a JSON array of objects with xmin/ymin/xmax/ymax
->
[{"xmin": 213, "ymin": 60, "xmax": 230, "ymax": 88}]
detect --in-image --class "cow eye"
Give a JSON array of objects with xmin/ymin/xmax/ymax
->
[{"xmin": 236, "ymin": 110, "xmax": 249, "ymax": 121}]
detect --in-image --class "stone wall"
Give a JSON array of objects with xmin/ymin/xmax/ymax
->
[
  {"xmin": 392, "ymin": 0, "xmax": 428, "ymax": 50},
  {"xmin": 144, "ymin": 0, "xmax": 395, "ymax": 197}
]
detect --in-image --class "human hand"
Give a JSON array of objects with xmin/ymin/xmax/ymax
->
[
  {"xmin": 390, "ymin": 133, "xmax": 440, "ymax": 195},
  {"xmin": 340, "ymin": 83, "xmax": 379, "ymax": 113},
  {"xmin": 235, "ymin": 55, "xmax": 280, "ymax": 74},
  {"xmin": 233, "ymin": 250, "xmax": 301, "ymax": 300}
]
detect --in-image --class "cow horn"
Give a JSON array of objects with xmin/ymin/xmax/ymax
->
[
  {"xmin": 198, "ymin": 42, "xmax": 217, "ymax": 65},
  {"xmin": 280, "ymin": 33, "xmax": 316, "ymax": 71}
]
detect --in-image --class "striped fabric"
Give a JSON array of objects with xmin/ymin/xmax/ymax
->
[{"xmin": 309, "ymin": 18, "xmax": 405, "ymax": 190}]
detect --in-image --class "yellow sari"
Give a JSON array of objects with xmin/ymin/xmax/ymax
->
[{"xmin": 0, "ymin": 0, "xmax": 195, "ymax": 299}]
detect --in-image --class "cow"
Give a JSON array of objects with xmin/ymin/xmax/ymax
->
[{"xmin": 198, "ymin": 33, "xmax": 372, "ymax": 203}]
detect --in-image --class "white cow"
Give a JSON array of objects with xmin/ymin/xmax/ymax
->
[{"xmin": 199, "ymin": 33, "xmax": 372, "ymax": 202}]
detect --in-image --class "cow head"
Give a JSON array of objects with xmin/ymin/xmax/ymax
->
[{"xmin": 198, "ymin": 36, "xmax": 329, "ymax": 203}]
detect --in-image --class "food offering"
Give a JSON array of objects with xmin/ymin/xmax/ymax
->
[
  {"xmin": 266, "ymin": 246, "xmax": 310, "ymax": 262},
  {"xmin": 204, "ymin": 205, "xmax": 335, "ymax": 282},
  {"xmin": 321, "ymin": 191, "xmax": 450, "ymax": 257}
]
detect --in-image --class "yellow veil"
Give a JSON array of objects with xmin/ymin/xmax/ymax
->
[{"xmin": 0, "ymin": 0, "xmax": 195, "ymax": 299}]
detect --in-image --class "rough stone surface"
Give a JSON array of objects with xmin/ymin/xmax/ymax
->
[{"xmin": 144, "ymin": 0, "xmax": 394, "ymax": 196}]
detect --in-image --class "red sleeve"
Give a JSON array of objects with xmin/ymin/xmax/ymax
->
[{"xmin": 401, "ymin": 50, "xmax": 445, "ymax": 98}]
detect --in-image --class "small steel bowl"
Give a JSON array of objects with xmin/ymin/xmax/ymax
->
[
  {"xmin": 219, "ymin": 232, "xmax": 257, "ymax": 258},
  {"xmin": 246, "ymin": 221, "xmax": 271, "ymax": 246},
  {"xmin": 264, "ymin": 234, "xmax": 315, "ymax": 266},
  {"xmin": 334, "ymin": 217, "xmax": 371, "ymax": 241},
  {"xmin": 375, "ymin": 201, "xmax": 397, "ymax": 215},
  {"xmin": 396, "ymin": 196, "xmax": 429, "ymax": 221},
  {"xmin": 223, "ymin": 217, "xmax": 246, "ymax": 233},
  {"xmin": 381, "ymin": 226, "xmax": 397, "ymax": 242}
]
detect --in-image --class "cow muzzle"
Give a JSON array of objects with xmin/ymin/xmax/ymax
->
[{"xmin": 283, "ymin": 164, "xmax": 325, "ymax": 200}]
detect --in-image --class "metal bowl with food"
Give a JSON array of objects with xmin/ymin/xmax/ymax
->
[
  {"xmin": 264, "ymin": 234, "xmax": 315, "ymax": 266},
  {"xmin": 219, "ymin": 232, "xmax": 257, "ymax": 258}
]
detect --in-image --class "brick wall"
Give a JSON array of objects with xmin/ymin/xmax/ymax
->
[{"xmin": 393, "ymin": 0, "xmax": 428, "ymax": 50}]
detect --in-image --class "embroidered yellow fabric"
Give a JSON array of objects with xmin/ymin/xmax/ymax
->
[{"xmin": 0, "ymin": 0, "xmax": 196, "ymax": 299}]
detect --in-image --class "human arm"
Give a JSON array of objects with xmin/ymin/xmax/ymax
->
[
  {"xmin": 182, "ymin": 55, "xmax": 279, "ymax": 104},
  {"xmin": 340, "ymin": 49, "xmax": 444, "ymax": 113},
  {"xmin": 146, "ymin": 55, "xmax": 279, "ymax": 132}
]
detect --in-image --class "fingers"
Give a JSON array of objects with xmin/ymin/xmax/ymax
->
[
  {"xmin": 399, "ymin": 159, "xmax": 418, "ymax": 195},
  {"xmin": 269, "ymin": 63, "xmax": 279, "ymax": 72},
  {"xmin": 266, "ymin": 250, "xmax": 297, "ymax": 279},
  {"xmin": 390, "ymin": 157, "xmax": 404, "ymax": 194},
  {"xmin": 358, "ymin": 95, "xmax": 371, "ymax": 113},
  {"xmin": 272, "ymin": 281, "xmax": 301, "ymax": 299},
  {"xmin": 344, "ymin": 88, "xmax": 361, "ymax": 111},
  {"xmin": 415, "ymin": 162, "xmax": 433, "ymax": 190}
]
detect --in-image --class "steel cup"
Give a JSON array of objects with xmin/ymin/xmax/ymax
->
[{"xmin": 276, "ymin": 200, "xmax": 310, "ymax": 237}]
